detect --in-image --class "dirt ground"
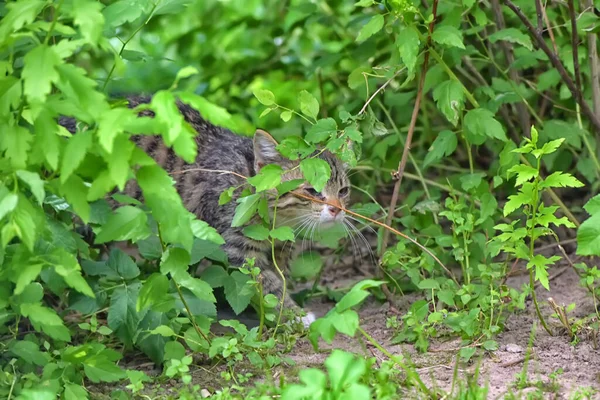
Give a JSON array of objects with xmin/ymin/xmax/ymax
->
[
  {"xmin": 91, "ymin": 246, "xmax": 600, "ymax": 399},
  {"xmin": 289, "ymin": 248, "xmax": 600, "ymax": 399}
]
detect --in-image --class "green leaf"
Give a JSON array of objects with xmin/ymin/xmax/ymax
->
[
  {"xmin": 137, "ymin": 273, "xmax": 173, "ymax": 312},
  {"xmin": 489, "ymin": 28, "xmax": 533, "ymax": 51},
  {"xmin": 232, "ymin": 194, "xmax": 261, "ymax": 227},
  {"xmin": 178, "ymin": 92, "xmax": 238, "ymax": 132},
  {"xmin": 357, "ymin": 14, "xmax": 384, "ymax": 42},
  {"xmin": 527, "ymin": 254, "xmax": 559, "ymax": 290},
  {"xmin": 298, "ymin": 90, "xmax": 319, "ymax": 120},
  {"xmin": 95, "ymin": 206, "xmax": 150, "ymax": 244},
  {"xmin": 248, "ymin": 164, "xmax": 283, "ymax": 192},
  {"xmin": 150, "ymin": 325, "xmax": 176, "ymax": 337},
  {"xmin": 191, "ymin": 219, "xmax": 225, "ymax": 245},
  {"xmin": 418, "ymin": 279, "xmax": 440, "ymax": 290},
  {"xmin": 396, "ymin": 26, "xmax": 420, "ymax": 74},
  {"xmin": 253, "ymin": 89, "xmax": 275, "ymax": 106},
  {"xmin": 71, "ymin": 0, "xmax": 105, "ymax": 45},
  {"xmin": 61, "ymin": 175, "xmax": 91, "ymax": 223},
  {"xmin": 61, "ymin": 130, "xmax": 93, "ymax": 184},
  {"xmin": 21, "ymin": 303, "xmax": 71, "ymax": 341},
  {"xmin": 432, "ymin": 26, "xmax": 465, "ymax": 49},
  {"xmin": 22, "ymin": 45, "xmax": 61, "ymax": 102},
  {"xmin": 577, "ymin": 214, "xmax": 600, "ymax": 256},
  {"xmin": 291, "ymin": 251, "xmax": 323, "ymax": 279},
  {"xmin": 103, "ymin": 0, "xmax": 144, "ymax": 28},
  {"xmin": 508, "ymin": 164, "xmax": 538, "ymax": 186},
  {"xmin": 1, "ymin": 125, "xmax": 32, "ymax": 170},
  {"xmin": 0, "ymin": 190, "xmax": 18, "ymax": 221},
  {"xmin": 583, "ymin": 194, "xmax": 600, "ymax": 216},
  {"xmin": 335, "ymin": 280, "xmax": 384, "ymax": 312},
  {"xmin": 108, "ymin": 282, "xmax": 145, "ymax": 346},
  {"xmin": 48, "ymin": 248, "xmax": 95, "ymax": 298},
  {"xmin": 464, "ymin": 108, "xmax": 507, "ymax": 143},
  {"xmin": 270, "ymin": 226, "xmax": 295, "ymax": 242},
  {"xmin": 306, "ymin": 118, "xmax": 337, "ymax": 143},
  {"xmin": 160, "ymin": 247, "xmax": 190, "ymax": 278},
  {"xmin": 432, "ymin": 81, "xmax": 464, "ymax": 126},
  {"xmin": 83, "ymin": 355, "xmax": 126, "ymax": 383},
  {"xmin": 107, "ymin": 248, "xmax": 140, "ymax": 280},
  {"xmin": 16, "ymin": 170, "xmax": 45, "ymax": 206},
  {"xmin": 15, "ymin": 263, "xmax": 42, "ymax": 295},
  {"xmin": 223, "ymin": 271, "xmax": 255, "ymax": 314},
  {"xmin": 63, "ymin": 383, "xmax": 88, "ymax": 400},
  {"xmin": 0, "ymin": 0, "xmax": 45, "ymax": 42},
  {"xmin": 10, "ymin": 341, "xmax": 49, "ymax": 366},
  {"xmin": 423, "ymin": 130, "xmax": 457, "ymax": 169},
  {"xmin": 243, "ymin": 224, "xmax": 270, "ymax": 241},
  {"xmin": 280, "ymin": 110, "xmax": 292, "ymax": 122},
  {"xmin": 97, "ymin": 108, "xmax": 135, "ymax": 153},
  {"xmin": 539, "ymin": 172, "xmax": 584, "ymax": 189},
  {"xmin": 136, "ymin": 165, "xmax": 193, "ymax": 250},
  {"xmin": 300, "ymin": 158, "xmax": 331, "ymax": 192}
]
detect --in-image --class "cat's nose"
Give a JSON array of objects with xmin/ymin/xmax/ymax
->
[{"xmin": 327, "ymin": 205, "xmax": 340, "ymax": 216}]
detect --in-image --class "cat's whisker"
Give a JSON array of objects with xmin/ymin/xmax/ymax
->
[
  {"xmin": 341, "ymin": 220, "xmax": 361, "ymax": 266},
  {"xmin": 344, "ymin": 219, "xmax": 377, "ymax": 267},
  {"xmin": 345, "ymin": 215, "xmax": 379, "ymax": 236}
]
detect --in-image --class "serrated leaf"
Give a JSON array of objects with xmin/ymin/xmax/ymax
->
[
  {"xmin": 508, "ymin": 164, "xmax": 538, "ymax": 186},
  {"xmin": 489, "ymin": 28, "xmax": 533, "ymax": 51},
  {"xmin": 223, "ymin": 271, "xmax": 255, "ymax": 314},
  {"xmin": 583, "ymin": 194, "xmax": 600, "ymax": 216},
  {"xmin": 423, "ymin": 130, "xmax": 457, "ymax": 169},
  {"xmin": 464, "ymin": 108, "xmax": 507, "ymax": 143},
  {"xmin": 137, "ymin": 273, "xmax": 173, "ymax": 312},
  {"xmin": 539, "ymin": 172, "xmax": 584, "ymax": 189},
  {"xmin": 432, "ymin": 81, "xmax": 464, "ymax": 126},
  {"xmin": 357, "ymin": 14, "xmax": 384, "ymax": 42},
  {"xmin": 108, "ymin": 282, "xmax": 144, "ymax": 346},
  {"xmin": 396, "ymin": 26, "xmax": 420, "ymax": 73},
  {"xmin": 94, "ymin": 206, "xmax": 150, "ymax": 244},
  {"xmin": 248, "ymin": 164, "xmax": 283, "ymax": 192},
  {"xmin": 432, "ymin": 26, "xmax": 465, "ymax": 49},
  {"xmin": 61, "ymin": 130, "xmax": 92, "ymax": 183},
  {"xmin": 306, "ymin": 118, "xmax": 337, "ymax": 143},
  {"xmin": 1, "ymin": 125, "xmax": 32, "ymax": 170},
  {"xmin": 16, "ymin": 170, "xmax": 45, "ymax": 206},
  {"xmin": 21, "ymin": 303, "xmax": 71, "ymax": 341},
  {"xmin": 298, "ymin": 90, "xmax": 319, "ymax": 120},
  {"xmin": 270, "ymin": 226, "xmax": 295, "ymax": 242},
  {"xmin": 300, "ymin": 158, "xmax": 331, "ymax": 192},
  {"xmin": 22, "ymin": 45, "xmax": 61, "ymax": 102}
]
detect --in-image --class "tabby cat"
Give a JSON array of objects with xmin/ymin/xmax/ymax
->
[{"xmin": 61, "ymin": 95, "xmax": 351, "ymax": 326}]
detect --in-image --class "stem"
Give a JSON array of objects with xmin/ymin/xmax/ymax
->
[
  {"xmin": 257, "ymin": 276, "xmax": 265, "ymax": 337},
  {"xmin": 381, "ymin": 0, "xmax": 440, "ymax": 257},
  {"xmin": 270, "ymin": 198, "xmax": 287, "ymax": 338},
  {"xmin": 102, "ymin": 2, "xmax": 158, "ymax": 91},
  {"xmin": 527, "ymin": 159, "xmax": 552, "ymax": 336},
  {"xmin": 44, "ymin": 0, "xmax": 64, "ymax": 45}
]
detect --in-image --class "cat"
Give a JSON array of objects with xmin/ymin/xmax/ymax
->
[{"xmin": 60, "ymin": 95, "xmax": 351, "ymax": 327}]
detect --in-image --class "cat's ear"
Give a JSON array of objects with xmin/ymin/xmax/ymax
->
[{"xmin": 253, "ymin": 129, "xmax": 286, "ymax": 170}]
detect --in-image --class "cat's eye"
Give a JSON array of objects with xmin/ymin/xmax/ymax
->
[
  {"xmin": 338, "ymin": 187, "xmax": 350, "ymax": 197},
  {"xmin": 305, "ymin": 187, "xmax": 320, "ymax": 197}
]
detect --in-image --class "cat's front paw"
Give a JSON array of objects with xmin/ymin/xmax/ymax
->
[{"xmin": 299, "ymin": 311, "xmax": 317, "ymax": 328}]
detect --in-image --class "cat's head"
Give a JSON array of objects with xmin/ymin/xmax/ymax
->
[{"xmin": 253, "ymin": 129, "xmax": 350, "ymax": 226}]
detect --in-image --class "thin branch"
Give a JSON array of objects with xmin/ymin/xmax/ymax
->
[
  {"xmin": 583, "ymin": 0, "xmax": 600, "ymax": 118},
  {"xmin": 292, "ymin": 192, "xmax": 459, "ymax": 285},
  {"xmin": 170, "ymin": 168, "xmax": 248, "ymax": 180},
  {"xmin": 540, "ymin": 0, "xmax": 559, "ymax": 53},
  {"xmin": 358, "ymin": 68, "xmax": 404, "ymax": 115},
  {"xmin": 380, "ymin": 0, "xmax": 440, "ymax": 257},
  {"xmin": 567, "ymin": 0, "xmax": 583, "ymax": 106},
  {"xmin": 503, "ymin": 0, "xmax": 600, "ymax": 135},
  {"xmin": 491, "ymin": 0, "xmax": 530, "ymax": 135},
  {"xmin": 534, "ymin": 0, "xmax": 543, "ymax": 34}
]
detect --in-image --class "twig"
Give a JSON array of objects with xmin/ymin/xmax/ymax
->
[
  {"xmin": 500, "ymin": 356, "xmax": 526, "ymax": 368},
  {"xmin": 534, "ymin": 0, "xmax": 543, "ymax": 34},
  {"xmin": 171, "ymin": 168, "xmax": 248, "ymax": 180},
  {"xmin": 358, "ymin": 69, "xmax": 404, "ymax": 115},
  {"xmin": 380, "ymin": 0, "xmax": 440, "ymax": 257},
  {"xmin": 583, "ymin": 0, "xmax": 600, "ymax": 118},
  {"xmin": 567, "ymin": 0, "xmax": 583, "ymax": 107},
  {"xmin": 491, "ymin": 0, "xmax": 530, "ymax": 135},
  {"xmin": 540, "ymin": 0, "xmax": 558, "ymax": 53},
  {"xmin": 293, "ymin": 192, "xmax": 459, "ymax": 285},
  {"xmin": 503, "ymin": 0, "xmax": 600, "ymax": 135}
]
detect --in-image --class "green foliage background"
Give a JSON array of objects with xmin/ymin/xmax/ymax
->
[{"xmin": 2, "ymin": 0, "xmax": 600, "ymax": 398}]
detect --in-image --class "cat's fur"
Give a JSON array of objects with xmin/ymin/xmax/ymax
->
[{"xmin": 60, "ymin": 95, "xmax": 351, "ymax": 324}]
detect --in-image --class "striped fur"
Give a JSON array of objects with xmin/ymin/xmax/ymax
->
[{"xmin": 60, "ymin": 95, "xmax": 351, "ymax": 318}]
